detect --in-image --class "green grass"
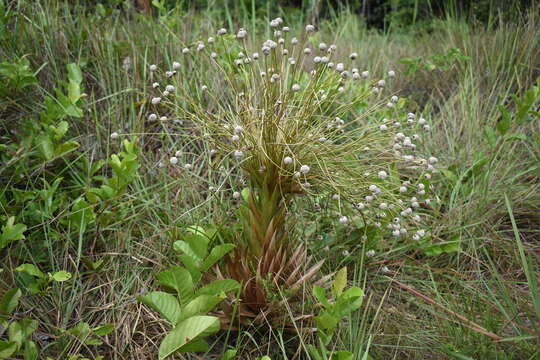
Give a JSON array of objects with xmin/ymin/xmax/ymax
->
[{"xmin": 1, "ymin": 1, "xmax": 539, "ymax": 359}]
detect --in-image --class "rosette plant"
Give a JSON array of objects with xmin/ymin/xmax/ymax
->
[{"xmin": 143, "ymin": 17, "xmax": 436, "ymax": 326}]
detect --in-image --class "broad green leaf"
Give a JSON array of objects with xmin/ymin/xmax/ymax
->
[
  {"xmin": 423, "ymin": 240, "xmax": 461, "ymax": 256},
  {"xmin": 156, "ymin": 266, "xmax": 194, "ymax": 301},
  {"xmin": 315, "ymin": 311, "xmax": 339, "ymax": 331},
  {"xmin": 333, "ymin": 267, "xmax": 347, "ymax": 298},
  {"xmin": 201, "ymin": 244, "xmax": 235, "ymax": 272},
  {"xmin": 138, "ymin": 291, "xmax": 181, "ymax": 324},
  {"xmin": 8, "ymin": 321, "xmax": 23, "ymax": 347},
  {"xmin": 158, "ymin": 315, "xmax": 220, "ymax": 359},
  {"xmin": 50, "ymin": 271, "xmax": 72, "ymax": 282},
  {"xmin": 177, "ymin": 294, "xmax": 224, "ymax": 323},
  {"xmin": 92, "ymin": 323, "xmax": 115, "ymax": 336},
  {"xmin": 24, "ymin": 340, "xmax": 38, "ymax": 360},
  {"xmin": 220, "ymin": 349, "xmax": 237, "ymax": 360},
  {"xmin": 182, "ymin": 234, "xmax": 209, "ymax": 259},
  {"xmin": 67, "ymin": 322, "xmax": 91, "ymax": 339},
  {"xmin": 66, "ymin": 63, "xmax": 83, "ymax": 84},
  {"xmin": 0, "ymin": 288, "xmax": 21, "ymax": 316},
  {"xmin": 196, "ymin": 279, "xmax": 239, "ymax": 297},
  {"xmin": 241, "ymin": 187, "xmax": 250, "ymax": 202},
  {"xmin": 173, "ymin": 241, "xmax": 203, "ymax": 264},
  {"xmin": 333, "ymin": 350, "xmax": 353, "ymax": 360},
  {"xmin": 0, "ymin": 217, "xmax": 27, "ymax": 250},
  {"xmin": 16, "ymin": 264, "xmax": 45, "ymax": 279},
  {"xmin": 313, "ymin": 286, "xmax": 330, "ymax": 308},
  {"xmin": 37, "ymin": 135, "xmax": 55, "ymax": 160},
  {"xmin": 69, "ymin": 198, "xmax": 95, "ymax": 233},
  {"xmin": 0, "ymin": 341, "xmax": 17, "ymax": 358},
  {"xmin": 19, "ymin": 318, "xmax": 38, "ymax": 338}
]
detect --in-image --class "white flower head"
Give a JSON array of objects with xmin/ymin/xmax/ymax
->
[
  {"xmin": 350, "ymin": 52, "xmax": 358, "ymax": 60},
  {"xmin": 152, "ymin": 82, "xmax": 159, "ymax": 88},
  {"xmin": 305, "ymin": 24, "xmax": 315, "ymax": 32},
  {"xmin": 165, "ymin": 85, "xmax": 175, "ymax": 92},
  {"xmin": 388, "ymin": 70, "xmax": 396, "ymax": 77},
  {"xmin": 300, "ymin": 164, "xmax": 310, "ymax": 174},
  {"xmin": 110, "ymin": 132, "xmax": 119, "ymax": 139},
  {"xmin": 208, "ymin": 36, "xmax": 215, "ymax": 44},
  {"xmin": 237, "ymin": 28, "xmax": 247, "ymax": 39},
  {"xmin": 234, "ymin": 150, "xmax": 243, "ymax": 159},
  {"xmin": 182, "ymin": 47, "xmax": 190, "ymax": 54},
  {"xmin": 378, "ymin": 170, "xmax": 388, "ymax": 179},
  {"xmin": 151, "ymin": 97, "xmax": 161, "ymax": 105},
  {"xmin": 169, "ymin": 156, "xmax": 178, "ymax": 165},
  {"xmin": 217, "ymin": 28, "xmax": 227, "ymax": 35},
  {"xmin": 339, "ymin": 216, "xmax": 349, "ymax": 224},
  {"xmin": 283, "ymin": 156, "xmax": 293, "ymax": 165},
  {"xmin": 148, "ymin": 113, "xmax": 157, "ymax": 121},
  {"xmin": 149, "ymin": 64, "xmax": 157, "ymax": 71},
  {"xmin": 172, "ymin": 62, "xmax": 181, "ymax": 70},
  {"xmin": 232, "ymin": 191, "xmax": 241, "ymax": 199}
]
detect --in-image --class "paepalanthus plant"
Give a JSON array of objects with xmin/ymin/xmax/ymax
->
[{"xmin": 141, "ymin": 17, "xmax": 437, "ymax": 323}]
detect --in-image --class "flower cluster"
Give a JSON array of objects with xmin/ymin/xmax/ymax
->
[{"xmin": 140, "ymin": 18, "xmax": 438, "ymax": 259}]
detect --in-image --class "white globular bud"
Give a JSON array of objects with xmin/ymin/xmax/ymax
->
[
  {"xmin": 165, "ymin": 85, "xmax": 175, "ymax": 92},
  {"xmin": 237, "ymin": 28, "xmax": 247, "ymax": 39},
  {"xmin": 339, "ymin": 216, "xmax": 349, "ymax": 224},
  {"xmin": 148, "ymin": 113, "xmax": 157, "ymax": 121},
  {"xmin": 234, "ymin": 150, "xmax": 243, "ymax": 159},
  {"xmin": 110, "ymin": 132, "xmax": 119, "ymax": 139},
  {"xmin": 378, "ymin": 170, "xmax": 388, "ymax": 179},
  {"xmin": 350, "ymin": 52, "xmax": 358, "ymax": 60},
  {"xmin": 388, "ymin": 70, "xmax": 396, "ymax": 77},
  {"xmin": 172, "ymin": 62, "xmax": 181, "ymax": 70},
  {"xmin": 151, "ymin": 97, "xmax": 161, "ymax": 105},
  {"xmin": 366, "ymin": 249, "xmax": 375, "ymax": 257},
  {"xmin": 283, "ymin": 156, "xmax": 293, "ymax": 165},
  {"xmin": 300, "ymin": 165, "xmax": 310, "ymax": 174},
  {"xmin": 184, "ymin": 163, "xmax": 192, "ymax": 170},
  {"xmin": 152, "ymin": 82, "xmax": 159, "ymax": 88},
  {"xmin": 217, "ymin": 28, "xmax": 227, "ymax": 35},
  {"xmin": 232, "ymin": 191, "xmax": 241, "ymax": 199},
  {"xmin": 429, "ymin": 156, "xmax": 438, "ymax": 164},
  {"xmin": 169, "ymin": 156, "xmax": 178, "ymax": 165},
  {"xmin": 361, "ymin": 70, "xmax": 369, "ymax": 77},
  {"xmin": 292, "ymin": 84, "xmax": 301, "ymax": 92},
  {"xmin": 149, "ymin": 64, "xmax": 157, "ymax": 71},
  {"xmin": 305, "ymin": 24, "xmax": 315, "ymax": 32}
]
